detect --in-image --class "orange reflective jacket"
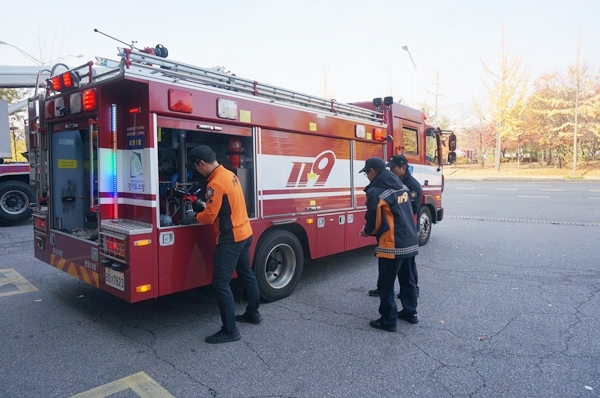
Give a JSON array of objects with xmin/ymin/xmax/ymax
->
[{"xmin": 195, "ymin": 165, "xmax": 252, "ymax": 244}]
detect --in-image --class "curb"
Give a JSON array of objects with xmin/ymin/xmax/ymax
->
[{"xmin": 445, "ymin": 176, "xmax": 600, "ymax": 183}]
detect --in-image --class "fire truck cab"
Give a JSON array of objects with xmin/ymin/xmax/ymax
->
[
  {"xmin": 28, "ymin": 47, "xmax": 448, "ymax": 303},
  {"xmin": 352, "ymin": 101, "xmax": 453, "ymax": 246}
]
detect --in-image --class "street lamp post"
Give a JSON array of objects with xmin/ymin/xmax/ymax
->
[
  {"xmin": 402, "ymin": 44, "xmax": 418, "ymax": 107},
  {"xmin": 0, "ymin": 41, "xmax": 42, "ymax": 64},
  {"xmin": 48, "ymin": 54, "xmax": 83, "ymax": 64},
  {"xmin": 0, "ymin": 41, "xmax": 82, "ymax": 65}
]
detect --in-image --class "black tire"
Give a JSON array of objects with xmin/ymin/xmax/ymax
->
[
  {"xmin": 0, "ymin": 181, "xmax": 34, "ymax": 224},
  {"xmin": 417, "ymin": 206, "xmax": 432, "ymax": 246},
  {"xmin": 253, "ymin": 229, "xmax": 304, "ymax": 302}
]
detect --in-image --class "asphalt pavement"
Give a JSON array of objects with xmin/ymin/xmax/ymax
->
[{"xmin": 1, "ymin": 182, "xmax": 599, "ymax": 397}]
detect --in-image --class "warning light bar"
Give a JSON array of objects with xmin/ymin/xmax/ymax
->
[{"xmin": 49, "ymin": 71, "xmax": 80, "ymax": 92}]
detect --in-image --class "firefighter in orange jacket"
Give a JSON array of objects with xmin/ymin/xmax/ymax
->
[
  {"xmin": 358, "ymin": 157, "xmax": 419, "ymax": 331},
  {"xmin": 185, "ymin": 145, "xmax": 262, "ymax": 344}
]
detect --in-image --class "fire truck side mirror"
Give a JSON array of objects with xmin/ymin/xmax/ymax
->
[
  {"xmin": 447, "ymin": 152, "xmax": 457, "ymax": 164},
  {"xmin": 448, "ymin": 133, "xmax": 457, "ymax": 152}
]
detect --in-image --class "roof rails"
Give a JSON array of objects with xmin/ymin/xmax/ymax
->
[{"xmin": 92, "ymin": 48, "xmax": 384, "ymax": 124}]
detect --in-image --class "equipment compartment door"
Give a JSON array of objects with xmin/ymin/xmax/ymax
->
[
  {"xmin": 315, "ymin": 212, "xmax": 345, "ymax": 257},
  {"xmin": 50, "ymin": 128, "xmax": 98, "ymax": 236},
  {"xmin": 51, "ymin": 130, "xmax": 84, "ymax": 231}
]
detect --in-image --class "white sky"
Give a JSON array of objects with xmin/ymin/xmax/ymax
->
[{"xmin": 1, "ymin": 0, "xmax": 598, "ymax": 121}]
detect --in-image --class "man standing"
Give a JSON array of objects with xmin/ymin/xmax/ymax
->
[
  {"xmin": 186, "ymin": 145, "xmax": 262, "ymax": 344},
  {"xmin": 387, "ymin": 155, "xmax": 422, "ymax": 220},
  {"xmin": 368, "ymin": 154, "xmax": 422, "ymax": 298},
  {"xmin": 359, "ymin": 157, "xmax": 419, "ymax": 331}
]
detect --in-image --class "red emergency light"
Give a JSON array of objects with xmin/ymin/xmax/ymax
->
[
  {"xmin": 45, "ymin": 100, "xmax": 55, "ymax": 118},
  {"xmin": 49, "ymin": 72, "xmax": 79, "ymax": 92},
  {"xmin": 168, "ymin": 89, "xmax": 193, "ymax": 114},
  {"xmin": 373, "ymin": 128, "xmax": 385, "ymax": 142},
  {"xmin": 83, "ymin": 89, "xmax": 97, "ymax": 111}
]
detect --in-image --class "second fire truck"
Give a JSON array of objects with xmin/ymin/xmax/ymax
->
[{"xmin": 28, "ymin": 46, "xmax": 455, "ymax": 303}]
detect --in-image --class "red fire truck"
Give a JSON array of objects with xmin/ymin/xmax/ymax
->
[
  {"xmin": 351, "ymin": 100, "xmax": 455, "ymax": 246},
  {"xmin": 27, "ymin": 46, "xmax": 454, "ymax": 303}
]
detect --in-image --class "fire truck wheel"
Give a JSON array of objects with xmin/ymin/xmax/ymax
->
[
  {"xmin": 418, "ymin": 206, "xmax": 432, "ymax": 246},
  {"xmin": 0, "ymin": 181, "xmax": 34, "ymax": 224},
  {"xmin": 253, "ymin": 229, "xmax": 304, "ymax": 302}
]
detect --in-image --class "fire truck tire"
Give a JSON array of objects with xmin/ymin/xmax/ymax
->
[
  {"xmin": 418, "ymin": 206, "xmax": 432, "ymax": 246},
  {"xmin": 0, "ymin": 181, "xmax": 34, "ymax": 224},
  {"xmin": 253, "ymin": 229, "xmax": 304, "ymax": 302}
]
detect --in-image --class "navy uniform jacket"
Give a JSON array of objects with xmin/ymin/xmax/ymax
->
[
  {"xmin": 363, "ymin": 169, "xmax": 418, "ymax": 259},
  {"xmin": 401, "ymin": 168, "xmax": 422, "ymax": 216}
]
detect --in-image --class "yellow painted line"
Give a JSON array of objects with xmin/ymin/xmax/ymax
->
[
  {"xmin": 70, "ymin": 372, "xmax": 175, "ymax": 398},
  {"xmin": 0, "ymin": 268, "xmax": 38, "ymax": 297}
]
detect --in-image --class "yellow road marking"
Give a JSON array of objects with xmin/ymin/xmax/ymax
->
[
  {"xmin": 0, "ymin": 268, "xmax": 38, "ymax": 297},
  {"xmin": 70, "ymin": 372, "xmax": 175, "ymax": 398}
]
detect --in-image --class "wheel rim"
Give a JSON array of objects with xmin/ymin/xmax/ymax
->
[
  {"xmin": 419, "ymin": 212, "xmax": 431, "ymax": 240},
  {"xmin": 263, "ymin": 243, "xmax": 296, "ymax": 289},
  {"xmin": 0, "ymin": 189, "xmax": 29, "ymax": 215}
]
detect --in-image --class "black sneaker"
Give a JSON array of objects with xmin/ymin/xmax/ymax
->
[
  {"xmin": 205, "ymin": 329, "xmax": 241, "ymax": 344},
  {"xmin": 235, "ymin": 312, "xmax": 263, "ymax": 324},
  {"xmin": 368, "ymin": 289, "xmax": 380, "ymax": 297},
  {"xmin": 397, "ymin": 311, "xmax": 419, "ymax": 324},
  {"xmin": 369, "ymin": 318, "xmax": 397, "ymax": 332}
]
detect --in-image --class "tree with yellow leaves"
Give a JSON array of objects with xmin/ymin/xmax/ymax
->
[{"xmin": 476, "ymin": 26, "xmax": 529, "ymax": 171}]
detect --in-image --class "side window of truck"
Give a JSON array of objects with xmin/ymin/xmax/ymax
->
[
  {"xmin": 426, "ymin": 129, "xmax": 439, "ymax": 165},
  {"xmin": 402, "ymin": 127, "xmax": 418, "ymax": 154}
]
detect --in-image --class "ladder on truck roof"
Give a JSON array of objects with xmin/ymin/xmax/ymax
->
[{"xmin": 89, "ymin": 48, "xmax": 384, "ymax": 124}]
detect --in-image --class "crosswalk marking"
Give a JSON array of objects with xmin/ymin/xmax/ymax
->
[
  {"xmin": 70, "ymin": 372, "xmax": 175, "ymax": 398},
  {"xmin": 0, "ymin": 268, "xmax": 38, "ymax": 297}
]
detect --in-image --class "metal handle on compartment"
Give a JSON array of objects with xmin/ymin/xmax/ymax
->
[{"xmin": 89, "ymin": 120, "xmax": 98, "ymax": 212}]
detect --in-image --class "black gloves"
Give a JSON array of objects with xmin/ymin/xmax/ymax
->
[{"xmin": 181, "ymin": 210, "xmax": 198, "ymax": 225}]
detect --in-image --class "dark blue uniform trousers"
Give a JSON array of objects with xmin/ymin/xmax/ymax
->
[
  {"xmin": 212, "ymin": 236, "xmax": 260, "ymax": 334},
  {"xmin": 378, "ymin": 256, "xmax": 418, "ymax": 326}
]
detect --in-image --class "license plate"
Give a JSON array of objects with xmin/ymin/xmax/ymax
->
[{"xmin": 105, "ymin": 268, "xmax": 125, "ymax": 291}]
